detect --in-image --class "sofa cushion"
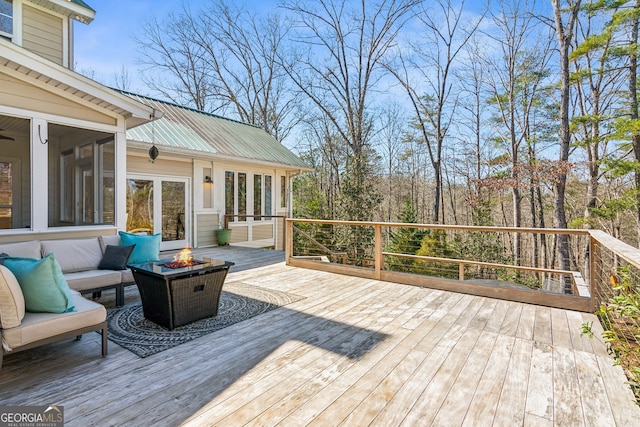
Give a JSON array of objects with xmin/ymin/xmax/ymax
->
[
  {"xmin": 3, "ymin": 254, "xmax": 75, "ymax": 314},
  {"xmin": 120, "ymin": 268, "xmax": 134, "ymax": 283},
  {"xmin": 0, "ymin": 241, "xmax": 41, "ymax": 259},
  {"xmin": 98, "ymin": 245, "xmax": 135, "ymax": 270},
  {"xmin": 1, "ymin": 293, "xmax": 106, "ymax": 351},
  {"xmin": 99, "ymin": 234, "xmax": 121, "ymax": 253},
  {"xmin": 0, "ymin": 265, "xmax": 25, "ymax": 329},
  {"xmin": 41, "ymin": 238, "xmax": 103, "ymax": 273},
  {"xmin": 64, "ymin": 270, "xmax": 123, "ymax": 292},
  {"xmin": 119, "ymin": 231, "xmax": 161, "ymax": 264}
]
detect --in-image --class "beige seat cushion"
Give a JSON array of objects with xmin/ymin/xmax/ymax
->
[
  {"xmin": 99, "ymin": 235, "xmax": 121, "ymax": 253},
  {"xmin": 41, "ymin": 238, "xmax": 103, "ymax": 273},
  {"xmin": 120, "ymin": 269, "xmax": 134, "ymax": 283},
  {"xmin": 2, "ymin": 293, "xmax": 106, "ymax": 350},
  {"xmin": 64, "ymin": 270, "xmax": 122, "ymax": 292},
  {"xmin": 0, "ymin": 241, "xmax": 41, "ymax": 259},
  {"xmin": 0, "ymin": 265, "xmax": 25, "ymax": 329}
]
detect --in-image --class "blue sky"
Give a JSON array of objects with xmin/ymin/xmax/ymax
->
[{"xmin": 74, "ymin": 0, "xmax": 279, "ymax": 93}]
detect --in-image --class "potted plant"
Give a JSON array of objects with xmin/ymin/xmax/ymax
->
[{"xmin": 215, "ymin": 212, "xmax": 232, "ymax": 246}]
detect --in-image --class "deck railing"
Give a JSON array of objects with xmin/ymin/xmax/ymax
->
[
  {"xmin": 285, "ymin": 219, "xmax": 640, "ymax": 401},
  {"xmin": 223, "ymin": 214, "xmax": 287, "ymax": 249},
  {"xmin": 286, "ymin": 219, "xmax": 593, "ymax": 311}
]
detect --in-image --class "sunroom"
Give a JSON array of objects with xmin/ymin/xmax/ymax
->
[{"xmin": 0, "ymin": 37, "xmax": 158, "ymax": 244}]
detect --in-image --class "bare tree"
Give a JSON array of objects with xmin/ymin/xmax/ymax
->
[
  {"xmin": 481, "ymin": 0, "xmax": 554, "ymax": 264},
  {"xmin": 112, "ymin": 66, "xmax": 132, "ymax": 92},
  {"xmin": 550, "ymin": 0, "xmax": 581, "ymax": 291},
  {"xmin": 136, "ymin": 0, "xmax": 299, "ymax": 141},
  {"xmin": 281, "ymin": 0, "xmax": 421, "ymax": 221},
  {"xmin": 385, "ymin": 0, "xmax": 484, "ymax": 223},
  {"xmin": 630, "ymin": 0, "xmax": 640, "ymax": 245},
  {"xmin": 376, "ymin": 103, "xmax": 409, "ymax": 222},
  {"xmin": 136, "ymin": 12, "xmax": 212, "ymax": 110}
]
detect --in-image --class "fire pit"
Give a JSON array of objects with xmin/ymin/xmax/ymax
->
[
  {"xmin": 128, "ymin": 248, "xmax": 234, "ymax": 330},
  {"xmin": 160, "ymin": 246, "xmax": 206, "ymax": 269}
]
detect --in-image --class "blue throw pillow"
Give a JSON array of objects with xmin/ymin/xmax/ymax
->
[
  {"xmin": 3, "ymin": 254, "xmax": 75, "ymax": 313},
  {"xmin": 119, "ymin": 231, "xmax": 161, "ymax": 264}
]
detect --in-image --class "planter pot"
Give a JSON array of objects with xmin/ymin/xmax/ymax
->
[{"xmin": 215, "ymin": 228, "xmax": 232, "ymax": 246}]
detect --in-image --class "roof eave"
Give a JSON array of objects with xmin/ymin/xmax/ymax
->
[
  {"xmin": 0, "ymin": 39, "xmax": 160, "ymax": 127},
  {"xmin": 29, "ymin": 0, "xmax": 95, "ymax": 24},
  {"xmin": 127, "ymin": 141, "xmax": 314, "ymax": 172}
]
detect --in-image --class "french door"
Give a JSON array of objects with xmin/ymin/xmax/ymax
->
[{"xmin": 126, "ymin": 175, "xmax": 190, "ymax": 251}]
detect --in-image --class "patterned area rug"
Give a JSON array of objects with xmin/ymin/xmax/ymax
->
[{"xmin": 106, "ymin": 282, "xmax": 304, "ymax": 358}]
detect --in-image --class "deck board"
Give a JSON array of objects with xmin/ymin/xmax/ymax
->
[{"xmin": 1, "ymin": 247, "xmax": 638, "ymax": 426}]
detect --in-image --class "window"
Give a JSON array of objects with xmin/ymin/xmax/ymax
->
[
  {"xmin": 48, "ymin": 123, "xmax": 115, "ymax": 227},
  {"xmin": 0, "ymin": 114, "xmax": 30, "ymax": 230},
  {"xmin": 0, "ymin": 115, "xmax": 116, "ymax": 231},
  {"xmin": 225, "ymin": 171, "xmax": 234, "ymax": 218},
  {"xmin": 265, "ymin": 175, "xmax": 272, "ymax": 218},
  {"xmin": 0, "ymin": 0, "xmax": 12, "ymax": 39},
  {"xmin": 226, "ymin": 171, "xmax": 273, "ymax": 222},
  {"xmin": 254, "ymin": 174, "xmax": 262, "ymax": 219},
  {"xmin": 280, "ymin": 176, "xmax": 286, "ymax": 208},
  {"xmin": 225, "ymin": 171, "xmax": 246, "ymax": 221},
  {"xmin": 238, "ymin": 172, "xmax": 246, "ymax": 221},
  {"xmin": 253, "ymin": 174, "xmax": 273, "ymax": 220},
  {"xmin": 0, "ymin": 162, "xmax": 13, "ymax": 228}
]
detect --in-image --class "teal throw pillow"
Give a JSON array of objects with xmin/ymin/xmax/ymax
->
[
  {"xmin": 119, "ymin": 231, "xmax": 161, "ymax": 264},
  {"xmin": 3, "ymin": 254, "xmax": 75, "ymax": 313}
]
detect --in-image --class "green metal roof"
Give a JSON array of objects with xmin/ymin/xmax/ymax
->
[
  {"xmin": 122, "ymin": 92, "xmax": 311, "ymax": 170},
  {"xmin": 71, "ymin": 0, "xmax": 95, "ymax": 12}
]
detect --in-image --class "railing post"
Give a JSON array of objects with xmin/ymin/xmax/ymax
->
[
  {"xmin": 459, "ymin": 262, "xmax": 465, "ymax": 281},
  {"xmin": 282, "ymin": 214, "xmax": 287, "ymax": 252},
  {"xmin": 589, "ymin": 235, "xmax": 601, "ymax": 313},
  {"xmin": 374, "ymin": 224, "xmax": 382, "ymax": 280},
  {"xmin": 286, "ymin": 219, "xmax": 293, "ymax": 265}
]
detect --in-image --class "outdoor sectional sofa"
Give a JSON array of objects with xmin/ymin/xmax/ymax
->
[
  {"xmin": 0, "ymin": 234, "xmax": 139, "ymax": 370},
  {"xmin": 0, "ymin": 235, "xmax": 134, "ymax": 307},
  {"xmin": 0, "ymin": 269, "xmax": 107, "ymax": 371}
]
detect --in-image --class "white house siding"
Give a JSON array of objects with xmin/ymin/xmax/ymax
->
[
  {"xmin": 0, "ymin": 228, "xmax": 118, "ymax": 245},
  {"xmin": 196, "ymin": 213, "xmax": 218, "ymax": 247},
  {"xmin": 127, "ymin": 155, "xmax": 192, "ymax": 177},
  {"xmin": 230, "ymin": 225, "xmax": 248, "ymax": 243},
  {"xmin": 252, "ymin": 223, "xmax": 273, "ymax": 240},
  {"xmin": 22, "ymin": 5, "xmax": 64, "ymax": 66},
  {"xmin": 273, "ymin": 214, "xmax": 286, "ymax": 250},
  {"xmin": 0, "ymin": 72, "xmax": 116, "ymax": 125}
]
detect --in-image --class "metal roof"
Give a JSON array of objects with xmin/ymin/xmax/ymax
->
[{"xmin": 123, "ymin": 93, "xmax": 311, "ymax": 170}]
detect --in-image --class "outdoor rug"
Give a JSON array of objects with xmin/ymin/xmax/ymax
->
[{"xmin": 106, "ymin": 282, "xmax": 305, "ymax": 358}]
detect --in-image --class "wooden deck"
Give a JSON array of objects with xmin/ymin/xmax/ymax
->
[{"xmin": 1, "ymin": 247, "xmax": 638, "ymax": 426}]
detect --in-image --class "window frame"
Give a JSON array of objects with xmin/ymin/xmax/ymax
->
[
  {"xmin": 0, "ymin": 0, "xmax": 13, "ymax": 39},
  {"xmin": 50, "ymin": 124, "xmax": 116, "ymax": 228},
  {"xmin": 225, "ymin": 170, "xmax": 273, "ymax": 223}
]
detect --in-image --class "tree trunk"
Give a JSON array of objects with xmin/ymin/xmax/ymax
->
[
  {"xmin": 551, "ymin": 0, "xmax": 580, "ymax": 293},
  {"xmin": 631, "ymin": 0, "xmax": 640, "ymax": 247}
]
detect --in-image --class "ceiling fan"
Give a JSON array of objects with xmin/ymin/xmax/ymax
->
[{"xmin": 0, "ymin": 129, "xmax": 14, "ymax": 141}]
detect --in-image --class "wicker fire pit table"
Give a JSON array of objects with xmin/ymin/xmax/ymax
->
[{"xmin": 128, "ymin": 257, "xmax": 234, "ymax": 330}]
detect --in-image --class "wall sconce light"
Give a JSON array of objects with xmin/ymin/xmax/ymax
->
[{"xmin": 204, "ymin": 176, "xmax": 213, "ymax": 184}]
